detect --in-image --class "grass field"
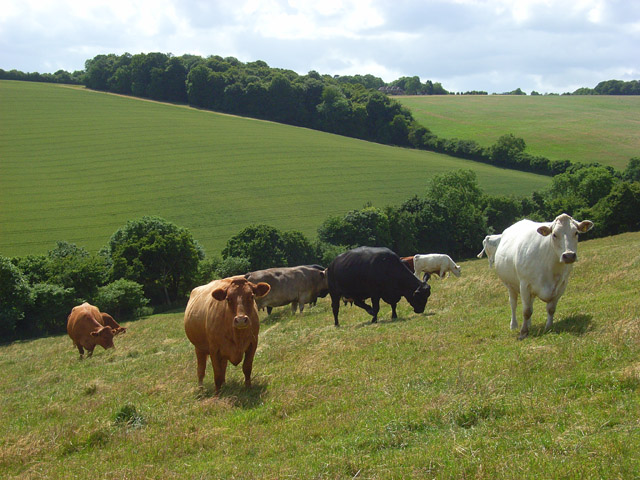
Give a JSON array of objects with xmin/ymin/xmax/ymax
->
[
  {"xmin": 397, "ymin": 95, "xmax": 640, "ymax": 170},
  {"xmin": 0, "ymin": 81, "xmax": 551, "ymax": 258},
  {"xmin": 1, "ymin": 231, "xmax": 638, "ymax": 478}
]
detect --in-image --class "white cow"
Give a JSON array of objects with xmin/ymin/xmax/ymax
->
[
  {"xmin": 477, "ymin": 234, "xmax": 502, "ymax": 267},
  {"xmin": 413, "ymin": 254, "xmax": 461, "ymax": 281},
  {"xmin": 494, "ymin": 213, "xmax": 593, "ymax": 339}
]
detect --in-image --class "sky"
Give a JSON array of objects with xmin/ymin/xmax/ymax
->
[{"xmin": 1, "ymin": 0, "xmax": 638, "ymax": 94}]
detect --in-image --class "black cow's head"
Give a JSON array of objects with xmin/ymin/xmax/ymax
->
[{"xmin": 407, "ymin": 281, "xmax": 431, "ymax": 313}]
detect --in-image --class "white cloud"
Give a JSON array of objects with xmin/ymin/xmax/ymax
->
[{"xmin": 2, "ymin": 0, "xmax": 638, "ymax": 93}]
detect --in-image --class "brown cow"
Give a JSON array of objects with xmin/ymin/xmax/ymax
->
[
  {"xmin": 245, "ymin": 265, "xmax": 329, "ymax": 314},
  {"xmin": 67, "ymin": 303, "xmax": 116, "ymax": 359},
  {"xmin": 400, "ymin": 256, "xmax": 415, "ymax": 272},
  {"xmin": 99, "ymin": 312, "xmax": 127, "ymax": 335},
  {"xmin": 184, "ymin": 276, "xmax": 270, "ymax": 393}
]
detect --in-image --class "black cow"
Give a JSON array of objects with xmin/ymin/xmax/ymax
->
[{"xmin": 327, "ymin": 246, "xmax": 431, "ymax": 326}]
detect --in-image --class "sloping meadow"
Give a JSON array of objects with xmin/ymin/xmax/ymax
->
[
  {"xmin": 1, "ymin": 232, "xmax": 638, "ymax": 478},
  {"xmin": 0, "ymin": 80, "xmax": 551, "ymax": 257}
]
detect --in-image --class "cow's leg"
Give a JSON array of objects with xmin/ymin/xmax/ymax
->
[
  {"xmin": 266, "ymin": 306, "xmax": 273, "ymax": 315},
  {"xmin": 545, "ymin": 297, "xmax": 559, "ymax": 332},
  {"xmin": 242, "ymin": 343, "xmax": 257, "ymax": 388},
  {"xmin": 195, "ymin": 348, "xmax": 207, "ymax": 386},
  {"xmin": 86, "ymin": 346, "xmax": 95, "ymax": 358},
  {"xmin": 211, "ymin": 351, "xmax": 228, "ymax": 393},
  {"xmin": 290, "ymin": 301, "xmax": 298, "ymax": 313},
  {"xmin": 76, "ymin": 344, "xmax": 85, "ymax": 359},
  {"xmin": 390, "ymin": 302, "xmax": 398, "ymax": 319},
  {"xmin": 353, "ymin": 299, "xmax": 374, "ymax": 316},
  {"xmin": 370, "ymin": 297, "xmax": 380, "ymax": 323},
  {"xmin": 519, "ymin": 284, "xmax": 533, "ymax": 340},
  {"xmin": 507, "ymin": 286, "xmax": 519, "ymax": 330},
  {"xmin": 330, "ymin": 293, "xmax": 341, "ymax": 326}
]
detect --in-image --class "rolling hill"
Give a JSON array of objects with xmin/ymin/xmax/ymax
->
[
  {"xmin": 397, "ymin": 94, "xmax": 640, "ymax": 170},
  {"xmin": 0, "ymin": 80, "xmax": 551, "ymax": 258}
]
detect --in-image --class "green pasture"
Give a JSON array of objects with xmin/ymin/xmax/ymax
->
[
  {"xmin": 397, "ymin": 95, "xmax": 640, "ymax": 170},
  {"xmin": 1, "ymin": 80, "xmax": 550, "ymax": 258},
  {"xmin": 1, "ymin": 231, "xmax": 638, "ymax": 478}
]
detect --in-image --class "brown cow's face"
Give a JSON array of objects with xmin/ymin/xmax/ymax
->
[
  {"xmin": 212, "ymin": 279, "xmax": 270, "ymax": 330},
  {"xmin": 90, "ymin": 326, "xmax": 115, "ymax": 349}
]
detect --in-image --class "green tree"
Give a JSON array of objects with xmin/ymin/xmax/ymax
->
[
  {"xmin": 623, "ymin": 157, "xmax": 640, "ymax": 183},
  {"xmin": 282, "ymin": 231, "xmax": 316, "ymax": 266},
  {"xmin": 0, "ymin": 257, "xmax": 31, "ymax": 336},
  {"xmin": 222, "ymin": 224, "xmax": 288, "ymax": 271},
  {"xmin": 94, "ymin": 279, "xmax": 149, "ymax": 319},
  {"xmin": 105, "ymin": 217, "xmax": 204, "ymax": 305},
  {"xmin": 489, "ymin": 134, "xmax": 526, "ymax": 166},
  {"xmin": 318, "ymin": 206, "xmax": 392, "ymax": 249},
  {"xmin": 588, "ymin": 181, "xmax": 640, "ymax": 236},
  {"xmin": 46, "ymin": 241, "xmax": 109, "ymax": 302}
]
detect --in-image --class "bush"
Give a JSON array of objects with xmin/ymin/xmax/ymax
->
[
  {"xmin": 25, "ymin": 283, "xmax": 78, "ymax": 334},
  {"xmin": 215, "ymin": 256, "xmax": 251, "ymax": 278},
  {"xmin": 0, "ymin": 257, "xmax": 31, "ymax": 337},
  {"xmin": 105, "ymin": 216, "xmax": 204, "ymax": 305},
  {"xmin": 93, "ymin": 279, "xmax": 149, "ymax": 319},
  {"xmin": 222, "ymin": 224, "xmax": 288, "ymax": 270}
]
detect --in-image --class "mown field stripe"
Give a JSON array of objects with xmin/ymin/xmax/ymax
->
[{"xmin": 1, "ymin": 81, "xmax": 551, "ymax": 257}]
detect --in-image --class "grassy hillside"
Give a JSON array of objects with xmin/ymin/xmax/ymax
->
[
  {"xmin": 1, "ymin": 232, "xmax": 638, "ymax": 478},
  {"xmin": 397, "ymin": 95, "xmax": 640, "ymax": 170},
  {"xmin": 0, "ymin": 81, "xmax": 551, "ymax": 258}
]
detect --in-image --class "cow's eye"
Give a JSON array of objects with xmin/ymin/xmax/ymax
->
[{"xmin": 552, "ymin": 233, "xmax": 557, "ymax": 239}]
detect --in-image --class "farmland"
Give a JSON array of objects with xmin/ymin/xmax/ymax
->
[
  {"xmin": 397, "ymin": 94, "xmax": 640, "ymax": 170},
  {"xmin": 1, "ymin": 231, "xmax": 638, "ymax": 478},
  {"xmin": 0, "ymin": 81, "xmax": 551, "ymax": 258}
]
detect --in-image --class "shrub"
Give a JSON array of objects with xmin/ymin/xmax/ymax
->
[
  {"xmin": 215, "ymin": 256, "xmax": 251, "ymax": 278},
  {"xmin": 93, "ymin": 279, "xmax": 149, "ymax": 319},
  {"xmin": 105, "ymin": 216, "xmax": 204, "ymax": 305},
  {"xmin": 25, "ymin": 283, "xmax": 78, "ymax": 334},
  {"xmin": 0, "ymin": 257, "xmax": 31, "ymax": 337},
  {"xmin": 222, "ymin": 224, "xmax": 287, "ymax": 270}
]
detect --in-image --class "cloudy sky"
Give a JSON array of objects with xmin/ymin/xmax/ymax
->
[{"xmin": 2, "ymin": 0, "xmax": 638, "ymax": 93}]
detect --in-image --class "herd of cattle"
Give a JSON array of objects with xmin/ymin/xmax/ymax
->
[{"xmin": 67, "ymin": 213, "xmax": 593, "ymax": 393}]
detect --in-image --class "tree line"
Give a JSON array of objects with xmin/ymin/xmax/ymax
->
[
  {"xmin": 2, "ymin": 160, "xmax": 639, "ymax": 341},
  {"xmin": 73, "ymin": 52, "xmax": 584, "ymax": 176},
  {"xmin": 3, "ymin": 53, "xmax": 637, "ymax": 176}
]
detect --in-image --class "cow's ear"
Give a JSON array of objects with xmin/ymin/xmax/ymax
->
[
  {"xmin": 537, "ymin": 225, "xmax": 553, "ymax": 236},
  {"xmin": 212, "ymin": 288, "xmax": 227, "ymax": 301},
  {"xmin": 90, "ymin": 331, "xmax": 99, "ymax": 337},
  {"xmin": 253, "ymin": 282, "xmax": 271, "ymax": 298},
  {"xmin": 577, "ymin": 220, "xmax": 594, "ymax": 233}
]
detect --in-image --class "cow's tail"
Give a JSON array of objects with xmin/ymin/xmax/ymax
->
[{"xmin": 477, "ymin": 247, "xmax": 486, "ymax": 258}]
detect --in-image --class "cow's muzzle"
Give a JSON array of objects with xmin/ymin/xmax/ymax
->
[
  {"xmin": 561, "ymin": 252, "xmax": 577, "ymax": 264},
  {"xmin": 233, "ymin": 315, "xmax": 250, "ymax": 329}
]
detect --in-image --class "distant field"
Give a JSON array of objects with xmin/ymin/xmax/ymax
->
[
  {"xmin": 1, "ymin": 231, "xmax": 638, "ymax": 478},
  {"xmin": 397, "ymin": 95, "xmax": 640, "ymax": 170},
  {"xmin": 1, "ymin": 81, "xmax": 550, "ymax": 258}
]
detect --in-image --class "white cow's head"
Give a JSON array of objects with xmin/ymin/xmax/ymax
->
[{"xmin": 537, "ymin": 213, "xmax": 593, "ymax": 264}]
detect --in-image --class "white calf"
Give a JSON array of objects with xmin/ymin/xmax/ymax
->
[{"xmin": 413, "ymin": 254, "xmax": 461, "ymax": 280}]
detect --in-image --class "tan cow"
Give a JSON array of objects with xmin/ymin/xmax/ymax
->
[
  {"xmin": 67, "ymin": 302, "xmax": 117, "ymax": 359},
  {"xmin": 245, "ymin": 265, "xmax": 329, "ymax": 314},
  {"xmin": 184, "ymin": 276, "xmax": 270, "ymax": 393}
]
